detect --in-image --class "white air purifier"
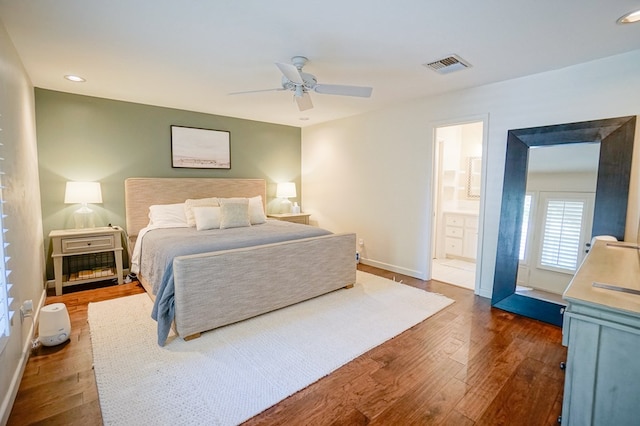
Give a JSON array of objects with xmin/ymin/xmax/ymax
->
[{"xmin": 38, "ymin": 303, "xmax": 71, "ymax": 346}]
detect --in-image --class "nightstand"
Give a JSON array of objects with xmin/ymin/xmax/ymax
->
[
  {"xmin": 267, "ymin": 213, "xmax": 311, "ymax": 225},
  {"xmin": 49, "ymin": 226, "xmax": 124, "ymax": 295}
]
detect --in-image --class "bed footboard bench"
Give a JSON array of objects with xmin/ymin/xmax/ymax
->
[{"xmin": 172, "ymin": 233, "xmax": 357, "ymax": 339}]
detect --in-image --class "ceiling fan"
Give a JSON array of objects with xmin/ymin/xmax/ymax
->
[{"xmin": 230, "ymin": 56, "xmax": 373, "ymax": 111}]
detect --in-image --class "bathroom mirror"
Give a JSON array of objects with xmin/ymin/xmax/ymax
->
[
  {"xmin": 467, "ymin": 157, "xmax": 482, "ymax": 198},
  {"xmin": 492, "ymin": 116, "xmax": 636, "ymax": 326}
]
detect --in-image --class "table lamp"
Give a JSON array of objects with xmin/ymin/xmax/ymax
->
[
  {"xmin": 64, "ymin": 181, "xmax": 102, "ymax": 228},
  {"xmin": 276, "ymin": 182, "xmax": 296, "ymax": 213}
]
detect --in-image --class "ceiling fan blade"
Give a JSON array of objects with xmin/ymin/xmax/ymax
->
[
  {"xmin": 275, "ymin": 62, "xmax": 304, "ymax": 84},
  {"xmin": 314, "ymin": 84, "xmax": 373, "ymax": 98},
  {"xmin": 228, "ymin": 88, "xmax": 285, "ymax": 95},
  {"xmin": 295, "ymin": 92, "xmax": 313, "ymax": 111}
]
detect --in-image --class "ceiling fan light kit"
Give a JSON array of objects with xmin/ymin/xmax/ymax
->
[
  {"xmin": 617, "ymin": 9, "xmax": 640, "ymax": 24},
  {"xmin": 232, "ymin": 56, "xmax": 373, "ymax": 111}
]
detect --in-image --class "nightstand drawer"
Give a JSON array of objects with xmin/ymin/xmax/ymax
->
[
  {"xmin": 62, "ymin": 235, "xmax": 114, "ymax": 253},
  {"xmin": 267, "ymin": 213, "xmax": 311, "ymax": 225},
  {"xmin": 284, "ymin": 216, "xmax": 309, "ymax": 224}
]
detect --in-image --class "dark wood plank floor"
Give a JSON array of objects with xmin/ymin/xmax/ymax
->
[{"xmin": 8, "ymin": 265, "xmax": 566, "ymax": 425}]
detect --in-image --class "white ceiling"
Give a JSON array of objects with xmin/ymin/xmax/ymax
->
[{"xmin": 1, "ymin": 1, "xmax": 639, "ymax": 128}]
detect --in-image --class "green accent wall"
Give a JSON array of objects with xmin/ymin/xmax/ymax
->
[{"xmin": 35, "ymin": 89, "xmax": 301, "ymax": 242}]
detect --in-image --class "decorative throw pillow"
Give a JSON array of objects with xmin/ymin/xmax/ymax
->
[
  {"xmin": 248, "ymin": 195, "xmax": 267, "ymax": 224},
  {"xmin": 148, "ymin": 203, "xmax": 188, "ymax": 227},
  {"xmin": 193, "ymin": 206, "xmax": 221, "ymax": 231},
  {"xmin": 219, "ymin": 199, "xmax": 251, "ymax": 229},
  {"xmin": 184, "ymin": 197, "xmax": 219, "ymax": 227},
  {"xmin": 219, "ymin": 196, "xmax": 266, "ymax": 225}
]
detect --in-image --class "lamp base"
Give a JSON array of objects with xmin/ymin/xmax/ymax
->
[
  {"xmin": 73, "ymin": 205, "xmax": 96, "ymax": 229},
  {"xmin": 280, "ymin": 199, "xmax": 292, "ymax": 214}
]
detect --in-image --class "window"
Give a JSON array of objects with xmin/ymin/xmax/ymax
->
[
  {"xmin": 519, "ymin": 194, "xmax": 533, "ymax": 261},
  {"xmin": 0, "ymin": 142, "xmax": 10, "ymax": 353},
  {"xmin": 538, "ymin": 196, "xmax": 590, "ymax": 273}
]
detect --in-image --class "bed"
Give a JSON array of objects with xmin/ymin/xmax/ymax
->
[{"xmin": 124, "ymin": 177, "xmax": 356, "ymax": 345}]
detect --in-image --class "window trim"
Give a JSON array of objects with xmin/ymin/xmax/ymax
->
[{"xmin": 518, "ymin": 192, "xmax": 535, "ymax": 264}]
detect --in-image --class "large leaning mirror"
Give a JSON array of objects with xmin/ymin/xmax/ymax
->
[{"xmin": 492, "ymin": 116, "xmax": 637, "ymax": 326}]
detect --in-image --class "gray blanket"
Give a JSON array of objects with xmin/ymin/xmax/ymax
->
[{"xmin": 142, "ymin": 220, "xmax": 332, "ymax": 345}]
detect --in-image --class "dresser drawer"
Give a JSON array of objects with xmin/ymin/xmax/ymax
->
[
  {"xmin": 445, "ymin": 237, "xmax": 463, "ymax": 256},
  {"xmin": 445, "ymin": 214, "xmax": 464, "ymax": 227},
  {"xmin": 62, "ymin": 235, "xmax": 115, "ymax": 253},
  {"xmin": 445, "ymin": 226, "xmax": 463, "ymax": 238}
]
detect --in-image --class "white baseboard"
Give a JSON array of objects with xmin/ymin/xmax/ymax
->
[
  {"xmin": 0, "ymin": 288, "xmax": 47, "ymax": 425},
  {"xmin": 360, "ymin": 258, "xmax": 425, "ymax": 280},
  {"xmin": 476, "ymin": 288, "xmax": 491, "ymax": 298},
  {"xmin": 360, "ymin": 258, "xmax": 492, "ymax": 299}
]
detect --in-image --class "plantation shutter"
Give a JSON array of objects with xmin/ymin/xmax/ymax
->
[
  {"xmin": 0, "ymin": 138, "xmax": 10, "ymax": 352},
  {"xmin": 540, "ymin": 199, "xmax": 585, "ymax": 271}
]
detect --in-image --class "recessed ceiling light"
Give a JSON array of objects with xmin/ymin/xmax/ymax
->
[
  {"xmin": 64, "ymin": 75, "xmax": 86, "ymax": 82},
  {"xmin": 617, "ymin": 9, "xmax": 640, "ymax": 24}
]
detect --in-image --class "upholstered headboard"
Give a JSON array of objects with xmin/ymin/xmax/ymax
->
[{"xmin": 124, "ymin": 178, "xmax": 267, "ymax": 238}]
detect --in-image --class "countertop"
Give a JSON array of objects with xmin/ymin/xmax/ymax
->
[{"xmin": 563, "ymin": 239, "xmax": 640, "ymax": 316}]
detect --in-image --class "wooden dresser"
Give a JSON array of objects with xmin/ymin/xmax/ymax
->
[{"xmin": 561, "ymin": 239, "xmax": 640, "ymax": 425}]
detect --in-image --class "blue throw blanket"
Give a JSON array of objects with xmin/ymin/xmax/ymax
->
[{"xmin": 150, "ymin": 262, "xmax": 175, "ymax": 346}]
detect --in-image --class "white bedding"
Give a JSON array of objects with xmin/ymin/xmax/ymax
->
[{"xmin": 130, "ymin": 223, "xmax": 188, "ymax": 275}]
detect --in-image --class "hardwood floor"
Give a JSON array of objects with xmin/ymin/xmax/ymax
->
[{"xmin": 7, "ymin": 265, "xmax": 566, "ymax": 425}]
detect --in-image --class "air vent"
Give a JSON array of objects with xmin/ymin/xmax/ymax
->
[{"xmin": 424, "ymin": 54, "xmax": 471, "ymax": 74}]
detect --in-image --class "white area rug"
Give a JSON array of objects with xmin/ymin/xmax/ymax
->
[{"xmin": 88, "ymin": 271, "xmax": 454, "ymax": 426}]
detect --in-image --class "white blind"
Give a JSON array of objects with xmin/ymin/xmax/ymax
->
[
  {"xmin": 540, "ymin": 199, "xmax": 585, "ymax": 271},
  {"xmin": 519, "ymin": 194, "xmax": 533, "ymax": 261},
  {"xmin": 0, "ymin": 138, "xmax": 9, "ymax": 352}
]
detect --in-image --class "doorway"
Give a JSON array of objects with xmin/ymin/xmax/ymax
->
[{"xmin": 432, "ymin": 120, "xmax": 484, "ymax": 290}]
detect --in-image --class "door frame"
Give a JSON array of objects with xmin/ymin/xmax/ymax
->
[{"xmin": 427, "ymin": 114, "xmax": 489, "ymax": 295}]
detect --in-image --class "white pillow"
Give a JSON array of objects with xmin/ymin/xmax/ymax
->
[
  {"xmin": 148, "ymin": 203, "xmax": 188, "ymax": 227},
  {"xmin": 219, "ymin": 196, "xmax": 266, "ymax": 225},
  {"xmin": 219, "ymin": 199, "xmax": 251, "ymax": 229},
  {"xmin": 193, "ymin": 206, "xmax": 221, "ymax": 231},
  {"xmin": 184, "ymin": 197, "xmax": 219, "ymax": 227}
]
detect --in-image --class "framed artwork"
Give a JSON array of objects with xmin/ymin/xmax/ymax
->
[{"xmin": 171, "ymin": 125, "xmax": 231, "ymax": 169}]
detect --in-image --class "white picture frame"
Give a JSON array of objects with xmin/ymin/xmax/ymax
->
[{"xmin": 171, "ymin": 125, "xmax": 231, "ymax": 169}]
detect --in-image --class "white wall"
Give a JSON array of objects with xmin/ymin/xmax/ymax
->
[
  {"xmin": 0, "ymin": 21, "xmax": 47, "ymax": 423},
  {"xmin": 302, "ymin": 49, "xmax": 640, "ymax": 298}
]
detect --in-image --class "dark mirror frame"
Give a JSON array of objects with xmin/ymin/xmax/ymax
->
[{"xmin": 492, "ymin": 116, "xmax": 637, "ymax": 326}]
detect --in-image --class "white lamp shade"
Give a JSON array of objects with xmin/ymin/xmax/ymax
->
[
  {"xmin": 64, "ymin": 181, "xmax": 103, "ymax": 204},
  {"xmin": 276, "ymin": 182, "xmax": 297, "ymax": 199}
]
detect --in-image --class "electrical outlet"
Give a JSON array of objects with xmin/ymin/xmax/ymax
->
[{"xmin": 20, "ymin": 300, "xmax": 34, "ymax": 323}]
